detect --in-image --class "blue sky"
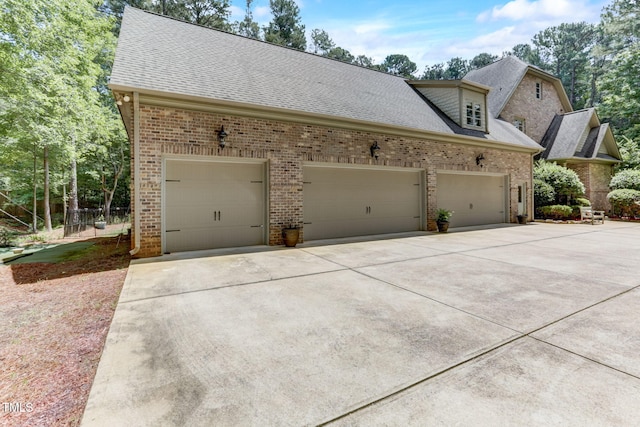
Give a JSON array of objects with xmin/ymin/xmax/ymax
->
[{"xmin": 228, "ymin": 0, "xmax": 609, "ymax": 71}]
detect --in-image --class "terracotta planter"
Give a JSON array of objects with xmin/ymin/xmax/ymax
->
[
  {"xmin": 517, "ymin": 215, "xmax": 528, "ymax": 224},
  {"xmin": 282, "ymin": 228, "xmax": 299, "ymax": 247},
  {"xmin": 436, "ymin": 221, "xmax": 449, "ymax": 233}
]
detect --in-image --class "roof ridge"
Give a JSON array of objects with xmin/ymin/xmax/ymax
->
[{"xmin": 124, "ymin": 6, "xmax": 405, "ymax": 80}]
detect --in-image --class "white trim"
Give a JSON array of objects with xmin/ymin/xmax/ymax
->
[
  {"xmin": 436, "ymin": 169, "xmax": 508, "ymax": 178},
  {"xmin": 303, "ymin": 161, "xmax": 424, "ymax": 172},
  {"xmin": 130, "ymin": 92, "xmax": 141, "ymax": 256}
]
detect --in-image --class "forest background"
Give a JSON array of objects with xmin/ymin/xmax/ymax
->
[{"xmin": 0, "ymin": 0, "xmax": 637, "ymax": 232}]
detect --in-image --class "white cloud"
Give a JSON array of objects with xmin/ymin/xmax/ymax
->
[
  {"xmin": 478, "ymin": 0, "xmax": 600, "ymax": 23},
  {"xmin": 254, "ymin": 6, "xmax": 271, "ymax": 18}
]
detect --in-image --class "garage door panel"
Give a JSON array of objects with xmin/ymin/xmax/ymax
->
[
  {"xmin": 437, "ymin": 173, "xmax": 506, "ymax": 228},
  {"xmin": 165, "ymin": 160, "xmax": 265, "ymax": 252},
  {"xmin": 303, "ymin": 166, "xmax": 421, "ymax": 240}
]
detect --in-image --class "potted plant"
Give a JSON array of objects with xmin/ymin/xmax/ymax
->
[
  {"xmin": 94, "ymin": 214, "xmax": 107, "ymax": 230},
  {"xmin": 282, "ymin": 220, "xmax": 300, "ymax": 247},
  {"xmin": 517, "ymin": 213, "xmax": 528, "ymax": 224},
  {"xmin": 436, "ymin": 208, "xmax": 454, "ymax": 233}
]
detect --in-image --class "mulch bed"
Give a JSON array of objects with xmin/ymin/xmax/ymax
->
[{"xmin": 0, "ymin": 235, "xmax": 130, "ymax": 427}]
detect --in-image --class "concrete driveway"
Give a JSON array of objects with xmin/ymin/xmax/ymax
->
[{"xmin": 82, "ymin": 222, "xmax": 640, "ymax": 426}]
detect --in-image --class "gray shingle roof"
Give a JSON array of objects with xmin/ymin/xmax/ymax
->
[
  {"xmin": 111, "ymin": 7, "xmax": 541, "ymax": 151},
  {"xmin": 464, "ymin": 56, "xmax": 529, "ymax": 118},
  {"xmin": 539, "ymin": 109, "xmax": 621, "ymax": 162},
  {"xmin": 111, "ymin": 8, "xmax": 454, "ymax": 133}
]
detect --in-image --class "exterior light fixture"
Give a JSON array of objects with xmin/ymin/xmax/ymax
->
[
  {"xmin": 217, "ymin": 125, "xmax": 228, "ymax": 148},
  {"xmin": 370, "ymin": 141, "xmax": 380, "ymax": 159},
  {"xmin": 123, "ymin": 95, "xmax": 131, "ymax": 103},
  {"xmin": 476, "ymin": 154, "xmax": 485, "ymax": 166}
]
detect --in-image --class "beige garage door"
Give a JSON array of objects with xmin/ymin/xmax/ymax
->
[
  {"xmin": 437, "ymin": 173, "xmax": 506, "ymax": 228},
  {"xmin": 164, "ymin": 160, "xmax": 265, "ymax": 253},
  {"xmin": 303, "ymin": 166, "xmax": 422, "ymax": 240}
]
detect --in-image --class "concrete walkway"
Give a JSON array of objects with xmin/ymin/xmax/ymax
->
[{"xmin": 82, "ymin": 222, "xmax": 640, "ymax": 426}]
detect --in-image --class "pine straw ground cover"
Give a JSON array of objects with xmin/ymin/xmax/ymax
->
[{"xmin": 0, "ymin": 234, "xmax": 130, "ymax": 426}]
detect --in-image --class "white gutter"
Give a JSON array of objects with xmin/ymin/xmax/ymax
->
[{"xmin": 130, "ymin": 91, "xmax": 141, "ymax": 256}]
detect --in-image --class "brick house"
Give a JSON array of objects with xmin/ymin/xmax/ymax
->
[
  {"xmin": 110, "ymin": 8, "xmax": 541, "ymax": 257},
  {"xmin": 465, "ymin": 56, "xmax": 621, "ymax": 210}
]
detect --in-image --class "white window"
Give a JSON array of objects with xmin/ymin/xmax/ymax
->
[
  {"xmin": 513, "ymin": 117, "xmax": 526, "ymax": 133},
  {"xmin": 465, "ymin": 102, "xmax": 482, "ymax": 128},
  {"xmin": 535, "ymin": 82, "xmax": 542, "ymax": 99}
]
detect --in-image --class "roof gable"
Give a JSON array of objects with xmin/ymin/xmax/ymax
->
[
  {"xmin": 465, "ymin": 56, "xmax": 572, "ymax": 117},
  {"xmin": 539, "ymin": 109, "xmax": 621, "ymax": 163}
]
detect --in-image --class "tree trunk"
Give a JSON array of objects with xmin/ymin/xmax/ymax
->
[
  {"xmin": 43, "ymin": 145, "xmax": 52, "ymax": 232},
  {"xmin": 32, "ymin": 148, "xmax": 38, "ymax": 234},
  {"xmin": 69, "ymin": 156, "xmax": 78, "ymax": 211},
  {"xmin": 101, "ymin": 146, "xmax": 125, "ymax": 223}
]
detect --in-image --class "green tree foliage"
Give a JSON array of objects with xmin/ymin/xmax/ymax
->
[
  {"xmin": 534, "ymin": 178, "xmax": 555, "ymax": 207},
  {"xmin": 353, "ymin": 55, "xmax": 376, "ymax": 69},
  {"xmin": 444, "ymin": 57, "xmax": 469, "ymax": 79},
  {"xmin": 264, "ymin": 0, "xmax": 306, "ymax": 50},
  {"xmin": 0, "ymin": 0, "xmax": 118, "ymax": 230},
  {"xmin": 327, "ymin": 47, "xmax": 355, "ymax": 63},
  {"xmin": 310, "ymin": 28, "xmax": 334, "ymax": 55},
  {"xmin": 234, "ymin": 0, "xmax": 261, "ymax": 39},
  {"xmin": 181, "ymin": 0, "xmax": 231, "ymax": 30},
  {"xmin": 609, "ymin": 169, "xmax": 640, "ymax": 191},
  {"xmin": 607, "ymin": 189, "xmax": 640, "ymax": 216},
  {"xmin": 597, "ymin": 0, "xmax": 640, "ymax": 160},
  {"xmin": 509, "ymin": 43, "xmax": 545, "ymax": 68},
  {"xmin": 532, "ymin": 22, "xmax": 597, "ymax": 108},
  {"xmin": 0, "ymin": 0, "xmax": 128, "ymax": 230},
  {"xmin": 539, "ymin": 204, "xmax": 574, "ymax": 219},
  {"xmin": 533, "ymin": 160, "xmax": 585, "ymax": 205},
  {"xmin": 469, "ymin": 52, "xmax": 498, "ymax": 69},
  {"xmin": 381, "ymin": 54, "xmax": 417, "ymax": 78},
  {"xmin": 421, "ymin": 57, "xmax": 470, "ymax": 80}
]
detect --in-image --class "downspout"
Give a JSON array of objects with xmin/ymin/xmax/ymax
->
[{"xmin": 130, "ymin": 91, "xmax": 141, "ymax": 255}]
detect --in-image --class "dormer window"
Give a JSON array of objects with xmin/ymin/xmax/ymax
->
[
  {"xmin": 406, "ymin": 79, "xmax": 489, "ymax": 133},
  {"xmin": 465, "ymin": 101, "xmax": 483, "ymax": 128},
  {"xmin": 536, "ymin": 82, "xmax": 542, "ymax": 99}
]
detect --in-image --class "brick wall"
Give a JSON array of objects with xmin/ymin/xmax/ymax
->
[
  {"xmin": 131, "ymin": 104, "xmax": 533, "ymax": 257},
  {"xmin": 567, "ymin": 161, "xmax": 613, "ymax": 212},
  {"xmin": 501, "ymin": 74, "xmax": 565, "ymax": 144}
]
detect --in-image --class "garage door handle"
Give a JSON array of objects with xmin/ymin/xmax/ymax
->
[
  {"xmin": 250, "ymin": 225, "xmax": 263, "ymax": 228},
  {"xmin": 166, "ymin": 229, "xmax": 180, "ymax": 232}
]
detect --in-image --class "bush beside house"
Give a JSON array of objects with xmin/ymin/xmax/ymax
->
[
  {"xmin": 534, "ymin": 160, "xmax": 587, "ymax": 220},
  {"xmin": 607, "ymin": 169, "xmax": 640, "ymax": 218}
]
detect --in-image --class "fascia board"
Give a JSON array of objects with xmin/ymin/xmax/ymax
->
[{"xmin": 109, "ymin": 84, "xmax": 541, "ymax": 154}]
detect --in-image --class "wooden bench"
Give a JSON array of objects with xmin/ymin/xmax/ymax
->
[{"xmin": 580, "ymin": 207, "xmax": 605, "ymax": 224}]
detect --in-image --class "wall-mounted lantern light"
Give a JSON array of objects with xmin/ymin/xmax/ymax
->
[
  {"xmin": 370, "ymin": 141, "xmax": 380, "ymax": 159},
  {"xmin": 116, "ymin": 93, "xmax": 131, "ymax": 106},
  {"xmin": 217, "ymin": 125, "xmax": 228, "ymax": 148},
  {"xmin": 476, "ymin": 154, "xmax": 485, "ymax": 167}
]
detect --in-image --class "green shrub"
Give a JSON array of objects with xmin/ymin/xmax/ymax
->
[
  {"xmin": 539, "ymin": 204, "xmax": 574, "ymax": 220},
  {"xmin": 534, "ymin": 178, "xmax": 555, "ymax": 207},
  {"xmin": 0, "ymin": 227, "xmax": 14, "ymax": 247},
  {"xmin": 607, "ymin": 189, "xmax": 640, "ymax": 217},
  {"xmin": 534, "ymin": 160, "xmax": 585, "ymax": 204},
  {"xmin": 573, "ymin": 198, "xmax": 591, "ymax": 207},
  {"xmin": 610, "ymin": 169, "xmax": 640, "ymax": 191}
]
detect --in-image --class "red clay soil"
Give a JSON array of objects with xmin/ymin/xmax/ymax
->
[{"xmin": 0, "ymin": 235, "xmax": 130, "ymax": 427}]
